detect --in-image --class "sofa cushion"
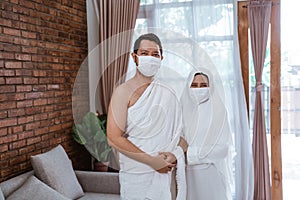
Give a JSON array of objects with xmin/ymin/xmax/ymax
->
[
  {"xmin": 31, "ymin": 145, "xmax": 84, "ymax": 199},
  {"xmin": 0, "ymin": 187, "xmax": 4, "ymax": 200},
  {"xmin": 0, "ymin": 171, "xmax": 34, "ymax": 198},
  {"xmin": 6, "ymin": 175, "xmax": 70, "ymax": 200}
]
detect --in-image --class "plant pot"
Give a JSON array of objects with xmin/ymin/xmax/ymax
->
[{"xmin": 94, "ymin": 161, "xmax": 109, "ymax": 172}]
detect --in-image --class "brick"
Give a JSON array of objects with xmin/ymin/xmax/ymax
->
[
  {"xmin": 24, "ymin": 77, "xmax": 38, "ymax": 84},
  {"xmin": 27, "ymin": 137, "xmax": 41, "ymax": 145},
  {"xmin": 1, "ymin": 11, "xmax": 18, "ymax": 20},
  {"xmin": 16, "ymin": 85, "xmax": 32, "ymax": 92},
  {"xmin": 0, "ymin": 85, "xmax": 15, "ymax": 93},
  {"xmin": 5, "ymin": 62, "xmax": 22, "ymax": 69},
  {"xmin": 25, "ymin": 107, "xmax": 41, "ymax": 115},
  {"xmin": 15, "ymin": 53, "xmax": 31, "ymax": 61},
  {"xmin": 0, "ymin": 18, "xmax": 12, "ymax": 27},
  {"xmin": 3, "ymin": 27, "xmax": 21, "ymax": 36},
  {"xmin": 18, "ymin": 116, "xmax": 34, "ymax": 125},
  {"xmin": 34, "ymin": 127, "xmax": 49, "ymax": 136},
  {"xmin": 0, "ymin": 134, "xmax": 18, "ymax": 144},
  {"xmin": 9, "ymin": 155, "xmax": 27, "ymax": 165},
  {"xmin": 49, "ymin": 124, "xmax": 61, "ymax": 132},
  {"xmin": 21, "ymin": 46, "xmax": 37, "ymax": 53},
  {"xmin": 0, "ymin": 110, "xmax": 8, "ymax": 118},
  {"xmin": 10, "ymin": 140, "xmax": 27, "ymax": 150},
  {"xmin": 0, "ymin": 52, "xmax": 14, "ymax": 59},
  {"xmin": 0, "ymin": 77, "xmax": 5, "ymax": 84},
  {"xmin": 33, "ymin": 99, "xmax": 47, "ymax": 106},
  {"xmin": 0, "ymin": 101, "xmax": 16, "ymax": 109},
  {"xmin": 12, "ymin": 5, "xmax": 30, "ymax": 15},
  {"xmin": 9, "ymin": 109, "xmax": 25, "ymax": 117},
  {"xmin": 19, "ymin": 0, "xmax": 35, "ymax": 9},
  {"xmin": 25, "ymin": 92, "xmax": 42, "ymax": 99},
  {"xmin": 3, "ymin": 44, "xmax": 21, "ymax": 52},
  {"xmin": 32, "ymin": 85, "xmax": 46, "ymax": 92},
  {"xmin": 15, "ymin": 69, "xmax": 33, "ymax": 76},
  {"xmin": 16, "ymin": 100, "xmax": 33, "ymax": 108},
  {"xmin": 12, "ymin": 125, "xmax": 23, "ymax": 133},
  {"xmin": 21, "ymin": 30, "xmax": 36, "ymax": 39},
  {"xmin": 17, "ymin": 131, "xmax": 34, "ymax": 140},
  {"xmin": 0, "ymin": 128, "xmax": 7, "ymax": 137},
  {"xmin": 6, "ymin": 77, "xmax": 22, "ymax": 84},
  {"xmin": 0, "ymin": 145, "xmax": 8, "ymax": 153},
  {"xmin": 25, "ymin": 122, "xmax": 40, "ymax": 131},
  {"xmin": 0, "ymin": 69, "xmax": 15, "ymax": 76},
  {"xmin": 19, "ymin": 145, "xmax": 35, "ymax": 155}
]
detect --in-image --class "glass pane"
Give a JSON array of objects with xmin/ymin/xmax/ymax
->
[
  {"xmin": 135, "ymin": 18, "xmax": 148, "ymax": 30},
  {"xmin": 194, "ymin": 4, "xmax": 233, "ymax": 37},
  {"xmin": 281, "ymin": 0, "xmax": 300, "ymax": 199},
  {"xmin": 158, "ymin": 7, "xmax": 193, "ymax": 38},
  {"xmin": 140, "ymin": 0, "xmax": 154, "ymax": 5},
  {"xmin": 159, "ymin": 0, "xmax": 192, "ymax": 3}
]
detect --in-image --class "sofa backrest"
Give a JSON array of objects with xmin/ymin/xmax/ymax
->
[{"xmin": 0, "ymin": 171, "xmax": 34, "ymax": 198}]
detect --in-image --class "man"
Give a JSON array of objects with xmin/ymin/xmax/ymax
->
[
  {"xmin": 107, "ymin": 33, "xmax": 186, "ymax": 200},
  {"xmin": 180, "ymin": 70, "xmax": 234, "ymax": 200}
]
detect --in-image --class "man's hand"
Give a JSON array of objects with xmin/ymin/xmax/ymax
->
[
  {"xmin": 149, "ymin": 155, "xmax": 176, "ymax": 173},
  {"xmin": 159, "ymin": 152, "xmax": 177, "ymax": 164},
  {"xmin": 178, "ymin": 137, "xmax": 188, "ymax": 153}
]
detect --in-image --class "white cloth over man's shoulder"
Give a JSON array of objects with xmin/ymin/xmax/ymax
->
[{"xmin": 119, "ymin": 79, "xmax": 186, "ymax": 200}]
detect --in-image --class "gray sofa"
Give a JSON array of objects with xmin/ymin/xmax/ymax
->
[
  {"xmin": 0, "ymin": 170, "xmax": 120, "ymax": 200},
  {"xmin": 0, "ymin": 145, "xmax": 121, "ymax": 200}
]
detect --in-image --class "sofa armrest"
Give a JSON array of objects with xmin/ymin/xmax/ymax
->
[{"xmin": 75, "ymin": 170, "xmax": 120, "ymax": 194}]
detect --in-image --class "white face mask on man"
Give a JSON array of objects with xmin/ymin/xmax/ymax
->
[
  {"xmin": 136, "ymin": 55, "xmax": 161, "ymax": 77},
  {"xmin": 189, "ymin": 87, "xmax": 210, "ymax": 104}
]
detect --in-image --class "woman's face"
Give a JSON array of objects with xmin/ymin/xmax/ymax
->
[{"xmin": 190, "ymin": 74, "xmax": 209, "ymax": 88}]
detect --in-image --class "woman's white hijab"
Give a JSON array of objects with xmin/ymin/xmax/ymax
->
[
  {"xmin": 181, "ymin": 69, "xmax": 227, "ymax": 157},
  {"xmin": 181, "ymin": 69, "xmax": 234, "ymax": 197}
]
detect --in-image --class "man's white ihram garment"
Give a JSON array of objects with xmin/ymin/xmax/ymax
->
[
  {"xmin": 119, "ymin": 80, "xmax": 186, "ymax": 200},
  {"xmin": 181, "ymin": 70, "xmax": 234, "ymax": 200}
]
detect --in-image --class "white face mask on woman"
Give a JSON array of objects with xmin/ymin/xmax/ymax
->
[
  {"xmin": 136, "ymin": 55, "xmax": 161, "ymax": 77},
  {"xmin": 189, "ymin": 87, "xmax": 210, "ymax": 104}
]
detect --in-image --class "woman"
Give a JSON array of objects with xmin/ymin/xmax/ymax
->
[{"xmin": 181, "ymin": 70, "xmax": 234, "ymax": 200}]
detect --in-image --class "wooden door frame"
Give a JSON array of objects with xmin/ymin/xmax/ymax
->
[{"xmin": 237, "ymin": 1, "xmax": 282, "ymax": 199}]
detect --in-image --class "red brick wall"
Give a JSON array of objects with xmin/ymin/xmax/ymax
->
[{"xmin": 0, "ymin": 0, "xmax": 91, "ymax": 181}]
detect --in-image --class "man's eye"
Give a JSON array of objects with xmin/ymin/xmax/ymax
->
[
  {"xmin": 152, "ymin": 54, "xmax": 160, "ymax": 57},
  {"xmin": 141, "ymin": 52, "xmax": 147, "ymax": 55}
]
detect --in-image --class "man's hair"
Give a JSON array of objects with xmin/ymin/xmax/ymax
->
[
  {"xmin": 194, "ymin": 72, "xmax": 209, "ymax": 85},
  {"xmin": 133, "ymin": 33, "xmax": 163, "ymax": 55}
]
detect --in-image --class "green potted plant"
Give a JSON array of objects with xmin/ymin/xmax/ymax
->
[{"xmin": 72, "ymin": 112, "xmax": 111, "ymax": 172}]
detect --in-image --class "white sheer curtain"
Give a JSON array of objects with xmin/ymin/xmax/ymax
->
[{"xmin": 127, "ymin": 0, "xmax": 254, "ymax": 199}]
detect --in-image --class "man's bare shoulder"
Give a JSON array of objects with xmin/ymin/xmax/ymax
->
[{"xmin": 111, "ymin": 80, "xmax": 136, "ymax": 104}]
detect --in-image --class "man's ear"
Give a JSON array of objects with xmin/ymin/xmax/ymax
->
[
  {"xmin": 131, "ymin": 52, "xmax": 138, "ymax": 66},
  {"xmin": 161, "ymin": 55, "xmax": 164, "ymax": 60}
]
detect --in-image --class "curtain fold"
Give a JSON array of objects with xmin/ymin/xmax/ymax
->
[
  {"xmin": 97, "ymin": 0, "xmax": 140, "ymax": 114},
  {"xmin": 248, "ymin": 1, "xmax": 272, "ymax": 200}
]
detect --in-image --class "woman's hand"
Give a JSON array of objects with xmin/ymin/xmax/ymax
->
[{"xmin": 178, "ymin": 137, "xmax": 188, "ymax": 153}]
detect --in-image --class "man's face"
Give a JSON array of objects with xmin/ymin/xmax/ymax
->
[
  {"xmin": 190, "ymin": 74, "xmax": 209, "ymax": 88},
  {"xmin": 132, "ymin": 40, "xmax": 163, "ymax": 65}
]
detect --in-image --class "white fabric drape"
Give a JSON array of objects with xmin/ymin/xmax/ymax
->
[{"xmin": 128, "ymin": 0, "xmax": 254, "ymax": 199}]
